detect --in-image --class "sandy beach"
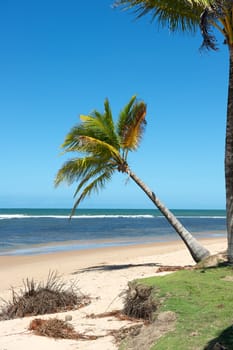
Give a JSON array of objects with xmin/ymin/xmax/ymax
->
[{"xmin": 0, "ymin": 237, "xmax": 227, "ymax": 350}]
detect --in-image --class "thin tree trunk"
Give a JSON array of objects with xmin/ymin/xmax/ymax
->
[
  {"xmin": 225, "ymin": 46, "xmax": 233, "ymax": 263},
  {"xmin": 128, "ymin": 168, "xmax": 210, "ymax": 263}
]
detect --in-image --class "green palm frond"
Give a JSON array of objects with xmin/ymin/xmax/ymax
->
[
  {"xmin": 76, "ymin": 135, "xmax": 121, "ymax": 161},
  {"xmin": 114, "ymin": 0, "xmax": 207, "ymax": 32},
  {"xmin": 115, "ymin": 0, "xmax": 233, "ymax": 51},
  {"xmin": 62, "ymin": 101, "xmax": 119, "ymax": 153},
  {"xmin": 103, "ymin": 98, "xmax": 115, "ymax": 133},
  {"xmin": 70, "ymin": 169, "xmax": 114, "ymax": 217},
  {"xmin": 79, "ymin": 115, "xmax": 118, "ymax": 147},
  {"xmin": 73, "ymin": 163, "xmax": 116, "ymax": 198},
  {"xmin": 55, "ymin": 159, "xmax": 85, "ymax": 187},
  {"xmin": 80, "ymin": 100, "xmax": 119, "ymax": 148},
  {"xmin": 61, "ymin": 124, "xmax": 93, "ymax": 151},
  {"xmin": 55, "ymin": 156, "xmax": 109, "ymax": 187},
  {"xmin": 60, "ymin": 124, "xmax": 120, "ymax": 160}
]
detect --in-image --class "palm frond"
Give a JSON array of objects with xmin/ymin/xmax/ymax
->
[
  {"xmin": 55, "ymin": 159, "xmax": 85, "ymax": 187},
  {"xmin": 60, "ymin": 123, "xmax": 120, "ymax": 160},
  {"xmin": 80, "ymin": 108, "xmax": 119, "ymax": 148},
  {"xmin": 70, "ymin": 170, "xmax": 114, "ymax": 217},
  {"xmin": 54, "ymin": 156, "xmax": 109, "ymax": 187},
  {"xmin": 114, "ymin": 0, "xmax": 207, "ymax": 32},
  {"xmin": 119, "ymin": 101, "xmax": 147, "ymax": 151},
  {"xmin": 115, "ymin": 0, "xmax": 231, "ymax": 50},
  {"xmin": 73, "ymin": 163, "xmax": 115, "ymax": 198},
  {"xmin": 79, "ymin": 114, "xmax": 112, "ymax": 145},
  {"xmin": 117, "ymin": 95, "xmax": 137, "ymax": 138},
  {"xmin": 61, "ymin": 124, "xmax": 93, "ymax": 151},
  {"xmin": 76, "ymin": 135, "xmax": 121, "ymax": 161},
  {"xmin": 61, "ymin": 118, "xmax": 112, "ymax": 153},
  {"xmin": 103, "ymin": 98, "xmax": 115, "ymax": 133}
]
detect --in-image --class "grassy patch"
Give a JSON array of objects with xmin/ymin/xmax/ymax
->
[{"xmin": 127, "ymin": 267, "xmax": 233, "ymax": 350}]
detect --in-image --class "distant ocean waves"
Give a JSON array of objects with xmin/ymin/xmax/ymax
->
[
  {"xmin": 0, "ymin": 214, "xmax": 154, "ymax": 220},
  {"xmin": 0, "ymin": 209, "xmax": 227, "ymax": 256}
]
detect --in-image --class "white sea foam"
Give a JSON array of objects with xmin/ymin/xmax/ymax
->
[
  {"xmin": 178, "ymin": 216, "xmax": 226, "ymax": 219},
  {"xmin": 0, "ymin": 214, "xmax": 155, "ymax": 220},
  {"xmin": 0, "ymin": 214, "xmax": 28, "ymax": 220},
  {"xmin": 72, "ymin": 215, "xmax": 155, "ymax": 219},
  {"xmin": 157, "ymin": 215, "xmax": 226, "ymax": 219}
]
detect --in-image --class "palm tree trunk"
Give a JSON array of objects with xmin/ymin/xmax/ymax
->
[
  {"xmin": 225, "ymin": 46, "xmax": 233, "ymax": 264},
  {"xmin": 128, "ymin": 168, "xmax": 210, "ymax": 263}
]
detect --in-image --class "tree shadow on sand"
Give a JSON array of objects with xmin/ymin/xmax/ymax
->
[
  {"xmin": 204, "ymin": 325, "xmax": 233, "ymax": 349},
  {"xmin": 72, "ymin": 262, "xmax": 160, "ymax": 274}
]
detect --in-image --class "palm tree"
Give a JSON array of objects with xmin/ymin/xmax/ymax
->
[
  {"xmin": 114, "ymin": 0, "xmax": 233, "ymax": 262},
  {"xmin": 55, "ymin": 96, "xmax": 210, "ymax": 262}
]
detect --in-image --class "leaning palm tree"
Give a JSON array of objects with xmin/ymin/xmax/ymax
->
[
  {"xmin": 114, "ymin": 0, "xmax": 233, "ymax": 263},
  {"xmin": 55, "ymin": 96, "xmax": 210, "ymax": 262}
]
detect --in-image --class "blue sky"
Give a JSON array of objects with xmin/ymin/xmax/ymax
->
[{"xmin": 0, "ymin": 0, "xmax": 229, "ymax": 209}]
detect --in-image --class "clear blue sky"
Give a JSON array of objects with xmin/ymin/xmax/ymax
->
[{"xmin": 0, "ymin": 0, "xmax": 228, "ymax": 209}]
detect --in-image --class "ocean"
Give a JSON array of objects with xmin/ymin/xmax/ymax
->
[{"xmin": 0, "ymin": 208, "xmax": 226, "ymax": 256}]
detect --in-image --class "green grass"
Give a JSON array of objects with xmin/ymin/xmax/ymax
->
[{"xmin": 134, "ymin": 267, "xmax": 233, "ymax": 349}]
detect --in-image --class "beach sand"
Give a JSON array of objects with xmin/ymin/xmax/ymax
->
[{"xmin": 0, "ymin": 237, "xmax": 227, "ymax": 350}]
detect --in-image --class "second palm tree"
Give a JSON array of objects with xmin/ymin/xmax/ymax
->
[{"xmin": 55, "ymin": 96, "xmax": 210, "ymax": 262}]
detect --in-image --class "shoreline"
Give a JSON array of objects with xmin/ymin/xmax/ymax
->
[
  {"xmin": 0, "ymin": 230, "xmax": 227, "ymax": 257},
  {"xmin": 0, "ymin": 236, "xmax": 226, "ymax": 261},
  {"xmin": 0, "ymin": 237, "xmax": 226, "ymax": 292}
]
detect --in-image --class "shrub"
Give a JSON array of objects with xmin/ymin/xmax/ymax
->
[
  {"xmin": 0, "ymin": 271, "xmax": 90, "ymax": 320},
  {"xmin": 123, "ymin": 282, "xmax": 158, "ymax": 322}
]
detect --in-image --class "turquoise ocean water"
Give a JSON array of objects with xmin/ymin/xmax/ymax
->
[{"xmin": 0, "ymin": 208, "xmax": 226, "ymax": 256}]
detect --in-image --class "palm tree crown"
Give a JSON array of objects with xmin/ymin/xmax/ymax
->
[
  {"xmin": 55, "ymin": 96, "xmax": 146, "ymax": 216},
  {"xmin": 114, "ymin": 1, "xmax": 233, "ymax": 51},
  {"xmin": 55, "ymin": 97, "xmax": 210, "ymax": 262}
]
